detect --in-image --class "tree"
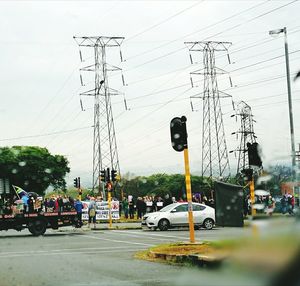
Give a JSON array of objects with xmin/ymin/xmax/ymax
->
[
  {"xmin": 0, "ymin": 146, "xmax": 70, "ymax": 195},
  {"xmin": 118, "ymin": 173, "xmax": 218, "ymax": 200}
]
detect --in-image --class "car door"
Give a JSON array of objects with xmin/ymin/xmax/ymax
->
[
  {"xmin": 169, "ymin": 204, "xmax": 188, "ymax": 226},
  {"xmin": 192, "ymin": 203, "xmax": 206, "ymax": 224}
]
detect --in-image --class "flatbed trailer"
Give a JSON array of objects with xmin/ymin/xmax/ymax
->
[{"xmin": 0, "ymin": 211, "xmax": 81, "ymax": 236}]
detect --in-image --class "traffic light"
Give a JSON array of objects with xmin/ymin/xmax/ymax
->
[
  {"xmin": 111, "ymin": 169, "xmax": 117, "ymax": 182},
  {"xmin": 241, "ymin": 168, "xmax": 253, "ymax": 181},
  {"xmin": 78, "ymin": 177, "xmax": 81, "ymax": 188},
  {"xmin": 100, "ymin": 169, "xmax": 106, "ymax": 182},
  {"xmin": 73, "ymin": 177, "xmax": 78, "ymax": 188},
  {"xmin": 170, "ymin": 116, "xmax": 188, "ymax": 152},
  {"xmin": 247, "ymin": 142, "xmax": 262, "ymax": 167},
  {"xmin": 106, "ymin": 182, "xmax": 113, "ymax": 192},
  {"xmin": 106, "ymin": 167, "xmax": 110, "ymax": 182}
]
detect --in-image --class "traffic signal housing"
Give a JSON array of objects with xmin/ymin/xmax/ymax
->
[
  {"xmin": 247, "ymin": 142, "xmax": 262, "ymax": 167},
  {"xmin": 106, "ymin": 168, "xmax": 110, "ymax": 182},
  {"xmin": 170, "ymin": 116, "xmax": 188, "ymax": 152},
  {"xmin": 100, "ymin": 169, "xmax": 106, "ymax": 182},
  {"xmin": 106, "ymin": 182, "xmax": 113, "ymax": 192},
  {"xmin": 111, "ymin": 169, "xmax": 117, "ymax": 182},
  {"xmin": 241, "ymin": 168, "xmax": 253, "ymax": 181},
  {"xmin": 73, "ymin": 177, "xmax": 78, "ymax": 188}
]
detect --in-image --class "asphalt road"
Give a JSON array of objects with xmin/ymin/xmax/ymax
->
[{"xmin": 0, "ymin": 226, "xmax": 270, "ymax": 286}]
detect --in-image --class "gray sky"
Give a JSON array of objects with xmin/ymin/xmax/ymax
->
[{"xmin": 1, "ymin": 0, "xmax": 300, "ymax": 187}]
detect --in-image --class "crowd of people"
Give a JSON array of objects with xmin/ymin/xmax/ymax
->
[
  {"xmin": 280, "ymin": 193, "xmax": 295, "ymax": 214},
  {"xmin": 119, "ymin": 193, "xmax": 215, "ymax": 219},
  {"xmin": 1, "ymin": 190, "xmax": 296, "ymax": 220},
  {"xmin": 44, "ymin": 195, "xmax": 75, "ymax": 212},
  {"xmin": 243, "ymin": 193, "xmax": 296, "ymax": 216}
]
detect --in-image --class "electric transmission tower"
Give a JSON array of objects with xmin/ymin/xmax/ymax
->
[
  {"xmin": 231, "ymin": 101, "xmax": 257, "ymax": 177},
  {"xmin": 74, "ymin": 36, "xmax": 125, "ymax": 193},
  {"xmin": 185, "ymin": 41, "xmax": 232, "ymax": 181}
]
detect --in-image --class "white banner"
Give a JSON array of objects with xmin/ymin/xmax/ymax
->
[{"xmin": 82, "ymin": 200, "xmax": 119, "ymax": 220}]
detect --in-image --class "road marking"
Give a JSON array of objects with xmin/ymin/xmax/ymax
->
[
  {"xmin": 84, "ymin": 234, "xmax": 155, "ymax": 247},
  {"xmin": 107, "ymin": 230, "xmax": 187, "ymax": 242},
  {"xmin": 0, "ymin": 245, "xmax": 136, "ymax": 256},
  {"xmin": 111, "ymin": 230, "xmax": 190, "ymax": 240},
  {"xmin": 0, "ymin": 248, "xmax": 144, "ymax": 258}
]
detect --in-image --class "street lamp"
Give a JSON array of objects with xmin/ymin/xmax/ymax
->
[{"xmin": 269, "ymin": 27, "xmax": 296, "ymax": 183}]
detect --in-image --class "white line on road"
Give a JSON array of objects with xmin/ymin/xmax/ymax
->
[
  {"xmin": 83, "ymin": 234, "xmax": 155, "ymax": 247},
  {"xmin": 0, "ymin": 248, "xmax": 144, "ymax": 259},
  {"xmin": 0, "ymin": 245, "xmax": 137, "ymax": 256},
  {"xmin": 107, "ymin": 230, "xmax": 188, "ymax": 242},
  {"xmin": 111, "ymin": 230, "xmax": 190, "ymax": 240}
]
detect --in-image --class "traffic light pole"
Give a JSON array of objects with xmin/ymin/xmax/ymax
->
[
  {"xmin": 249, "ymin": 178, "xmax": 256, "ymax": 216},
  {"xmin": 183, "ymin": 148, "xmax": 195, "ymax": 243},
  {"xmin": 170, "ymin": 116, "xmax": 195, "ymax": 243},
  {"xmin": 108, "ymin": 191, "xmax": 112, "ymax": 228}
]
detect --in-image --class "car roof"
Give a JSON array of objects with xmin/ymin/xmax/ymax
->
[{"xmin": 173, "ymin": 202, "xmax": 207, "ymax": 207}]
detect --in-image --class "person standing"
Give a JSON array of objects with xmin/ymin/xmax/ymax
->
[
  {"xmin": 155, "ymin": 196, "xmax": 164, "ymax": 211},
  {"xmin": 136, "ymin": 197, "xmax": 144, "ymax": 219},
  {"xmin": 267, "ymin": 195, "xmax": 275, "ymax": 216},
  {"xmin": 164, "ymin": 194, "xmax": 173, "ymax": 206},
  {"xmin": 74, "ymin": 198, "xmax": 83, "ymax": 227},
  {"xmin": 58, "ymin": 195, "xmax": 64, "ymax": 212},
  {"xmin": 280, "ymin": 195, "xmax": 288, "ymax": 214},
  {"xmin": 128, "ymin": 195, "xmax": 135, "ymax": 219},
  {"xmin": 122, "ymin": 197, "xmax": 129, "ymax": 219},
  {"xmin": 21, "ymin": 194, "xmax": 29, "ymax": 213},
  {"xmin": 287, "ymin": 195, "xmax": 294, "ymax": 215},
  {"xmin": 88, "ymin": 197, "xmax": 96, "ymax": 228}
]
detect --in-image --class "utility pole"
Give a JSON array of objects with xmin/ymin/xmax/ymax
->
[
  {"xmin": 296, "ymin": 144, "xmax": 300, "ymax": 205},
  {"xmin": 186, "ymin": 41, "xmax": 232, "ymax": 181},
  {"xmin": 269, "ymin": 27, "xmax": 296, "ymax": 185},
  {"xmin": 230, "ymin": 101, "xmax": 258, "ymax": 179},
  {"xmin": 74, "ymin": 36, "xmax": 125, "ymax": 195}
]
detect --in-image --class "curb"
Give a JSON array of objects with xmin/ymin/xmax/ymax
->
[
  {"xmin": 57, "ymin": 226, "xmax": 142, "ymax": 233},
  {"xmin": 149, "ymin": 250, "xmax": 225, "ymax": 267}
]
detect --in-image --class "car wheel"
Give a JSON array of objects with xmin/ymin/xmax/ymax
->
[
  {"xmin": 158, "ymin": 219, "xmax": 170, "ymax": 231},
  {"xmin": 203, "ymin": 218, "xmax": 214, "ymax": 230}
]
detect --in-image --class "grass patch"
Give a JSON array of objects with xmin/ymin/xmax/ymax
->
[{"xmin": 134, "ymin": 241, "xmax": 232, "ymax": 265}]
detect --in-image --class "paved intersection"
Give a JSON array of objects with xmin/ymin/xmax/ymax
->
[{"xmin": 0, "ymin": 226, "xmax": 268, "ymax": 286}]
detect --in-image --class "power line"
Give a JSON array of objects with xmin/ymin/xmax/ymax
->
[
  {"xmin": 0, "ymin": 126, "xmax": 92, "ymax": 142},
  {"xmin": 118, "ymin": 87, "xmax": 192, "ymax": 135},
  {"xmin": 122, "ymin": 48, "xmax": 300, "ymax": 106},
  {"xmin": 122, "ymin": 0, "xmax": 296, "ymax": 72},
  {"xmin": 231, "ymin": 49, "xmax": 300, "ymax": 73},
  {"xmin": 124, "ymin": 29, "xmax": 300, "ymax": 89},
  {"xmin": 124, "ymin": 1, "xmax": 205, "ymax": 43},
  {"xmin": 125, "ymin": 1, "xmax": 270, "ymax": 61}
]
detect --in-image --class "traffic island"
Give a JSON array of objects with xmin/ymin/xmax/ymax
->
[
  {"xmin": 135, "ymin": 232, "xmax": 300, "ymax": 274},
  {"xmin": 135, "ymin": 242, "xmax": 233, "ymax": 268}
]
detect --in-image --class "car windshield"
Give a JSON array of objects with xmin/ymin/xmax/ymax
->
[{"xmin": 159, "ymin": 204, "xmax": 176, "ymax": 212}]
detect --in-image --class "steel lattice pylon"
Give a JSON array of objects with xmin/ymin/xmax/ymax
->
[
  {"xmin": 231, "ymin": 101, "xmax": 257, "ymax": 177},
  {"xmin": 186, "ymin": 41, "xmax": 232, "ymax": 180},
  {"xmin": 74, "ymin": 36, "xmax": 124, "ymax": 193}
]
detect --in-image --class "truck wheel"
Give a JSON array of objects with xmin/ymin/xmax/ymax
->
[{"xmin": 28, "ymin": 219, "xmax": 47, "ymax": 236}]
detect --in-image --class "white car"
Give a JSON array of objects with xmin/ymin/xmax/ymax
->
[{"xmin": 142, "ymin": 202, "xmax": 215, "ymax": 231}]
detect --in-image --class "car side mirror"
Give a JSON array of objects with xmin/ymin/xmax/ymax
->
[{"xmin": 171, "ymin": 209, "xmax": 177, "ymax": 213}]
